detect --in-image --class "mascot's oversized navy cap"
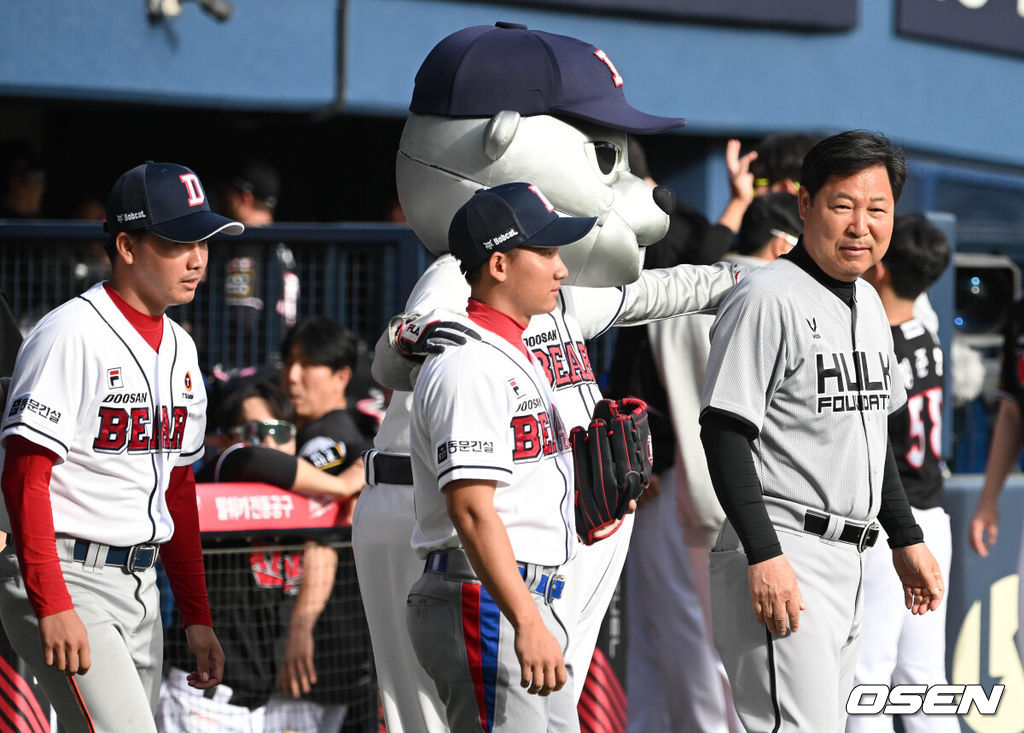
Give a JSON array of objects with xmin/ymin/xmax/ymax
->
[{"xmin": 410, "ymin": 22, "xmax": 686, "ymax": 134}]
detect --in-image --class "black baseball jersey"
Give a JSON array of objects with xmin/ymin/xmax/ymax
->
[
  {"xmin": 296, "ymin": 408, "xmax": 370, "ymax": 477},
  {"xmin": 888, "ymin": 319, "xmax": 944, "ymax": 510}
]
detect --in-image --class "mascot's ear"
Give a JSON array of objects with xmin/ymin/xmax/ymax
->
[{"xmin": 483, "ymin": 111, "xmax": 521, "ymax": 161}]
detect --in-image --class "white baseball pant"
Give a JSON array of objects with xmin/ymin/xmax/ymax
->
[{"xmin": 847, "ymin": 506, "xmax": 958, "ymax": 733}]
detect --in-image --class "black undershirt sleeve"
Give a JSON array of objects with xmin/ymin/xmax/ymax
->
[
  {"xmin": 217, "ymin": 446, "xmax": 299, "ymax": 489},
  {"xmin": 877, "ymin": 440, "xmax": 925, "ymax": 548},
  {"xmin": 700, "ymin": 410, "xmax": 782, "ymax": 565}
]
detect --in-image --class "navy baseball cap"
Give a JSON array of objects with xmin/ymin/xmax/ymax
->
[
  {"xmin": 410, "ymin": 22, "xmax": 686, "ymax": 134},
  {"xmin": 105, "ymin": 162, "xmax": 244, "ymax": 242},
  {"xmin": 449, "ymin": 182, "xmax": 597, "ymax": 274}
]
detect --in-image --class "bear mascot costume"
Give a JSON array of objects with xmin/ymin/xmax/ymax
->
[{"xmin": 351, "ymin": 22, "xmax": 740, "ymax": 733}]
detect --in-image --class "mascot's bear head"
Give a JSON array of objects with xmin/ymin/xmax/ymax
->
[{"xmin": 396, "ymin": 22, "xmax": 685, "ymax": 287}]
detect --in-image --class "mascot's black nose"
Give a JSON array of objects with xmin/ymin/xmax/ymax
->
[{"xmin": 652, "ymin": 185, "xmax": 677, "ymax": 215}]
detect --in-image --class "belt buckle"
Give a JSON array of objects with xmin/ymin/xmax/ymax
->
[
  {"xmin": 126, "ymin": 544, "xmax": 158, "ymax": 572},
  {"xmin": 857, "ymin": 523, "xmax": 879, "ymax": 552},
  {"xmin": 545, "ymin": 573, "xmax": 565, "ymax": 603}
]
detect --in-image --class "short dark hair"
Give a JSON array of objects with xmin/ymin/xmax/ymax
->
[
  {"xmin": 751, "ymin": 133, "xmax": 817, "ymax": 186},
  {"xmin": 103, "ymin": 230, "xmax": 142, "ymax": 268},
  {"xmin": 214, "ymin": 377, "xmax": 295, "ymax": 434},
  {"xmin": 882, "ymin": 214, "xmax": 951, "ymax": 300},
  {"xmin": 735, "ymin": 193, "xmax": 802, "ymax": 256},
  {"xmin": 279, "ymin": 316, "xmax": 357, "ymax": 372},
  {"xmin": 800, "ymin": 130, "xmax": 907, "ymax": 203}
]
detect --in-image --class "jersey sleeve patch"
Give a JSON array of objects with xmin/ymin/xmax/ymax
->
[{"xmin": 298, "ymin": 436, "xmax": 348, "ymax": 471}]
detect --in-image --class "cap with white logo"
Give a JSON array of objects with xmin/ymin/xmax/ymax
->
[
  {"xmin": 105, "ymin": 161, "xmax": 244, "ymax": 243},
  {"xmin": 448, "ymin": 182, "xmax": 596, "ymax": 274}
]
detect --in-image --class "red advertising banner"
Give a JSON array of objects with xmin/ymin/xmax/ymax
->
[{"xmin": 195, "ymin": 482, "xmax": 351, "ymax": 533}]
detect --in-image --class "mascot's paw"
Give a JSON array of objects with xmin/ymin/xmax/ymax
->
[{"xmin": 395, "ymin": 313, "xmax": 481, "ymax": 360}]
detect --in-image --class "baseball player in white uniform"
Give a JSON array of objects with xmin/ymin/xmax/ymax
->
[
  {"xmin": 700, "ymin": 131, "xmax": 944, "ymax": 733},
  {"xmin": 352, "ymin": 22, "xmax": 741, "ymax": 732},
  {"xmin": 0, "ymin": 162, "xmax": 240, "ymax": 732},
  {"xmin": 406, "ymin": 182, "xmax": 591, "ymax": 732}
]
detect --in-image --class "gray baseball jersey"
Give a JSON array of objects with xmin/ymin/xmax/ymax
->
[
  {"xmin": 702, "ymin": 254, "xmax": 907, "ymax": 733},
  {"xmin": 702, "ymin": 257, "xmax": 906, "ymax": 521}
]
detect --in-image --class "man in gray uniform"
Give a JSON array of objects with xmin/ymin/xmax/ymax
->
[{"xmin": 699, "ymin": 130, "xmax": 945, "ymax": 733}]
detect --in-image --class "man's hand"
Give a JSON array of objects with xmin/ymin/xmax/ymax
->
[
  {"xmin": 747, "ymin": 555, "xmax": 804, "ymax": 636},
  {"xmin": 726, "ymin": 139, "xmax": 757, "ymax": 204},
  {"xmin": 514, "ymin": 617, "xmax": 567, "ymax": 697},
  {"xmin": 394, "ymin": 313, "xmax": 480, "ymax": 360},
  {"xmin": 184, "ymin": 624, "xmax": 225, "ymax": 690},
  {"xmin": 969, "ymin": 497, "xmax": 999, "ymax": 557},
  {"xmin": 893, "ymin": 544, "xmax": 944, "ymax": 615},
  {"xmin": 39, "ymin": 609, "xmax": 91, "ymax": 674},
  {"xmin": 279, "ymin": 622, "xmax": 317, "ymax": 698}
]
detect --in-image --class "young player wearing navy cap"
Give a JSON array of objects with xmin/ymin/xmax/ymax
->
[
  {"xmin": 406, "ymin": 182, "xmax": 595, "ymax": 732},
  {"xmin": 0, "ymin": 162, "xmax": 241, "ymax": 732}
]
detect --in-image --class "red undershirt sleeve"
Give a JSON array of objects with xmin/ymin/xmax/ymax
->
[
  {"xmin": 160, "ymin": 465, "xmax": 213, "ymax": 627},
  {"xmin": 1, "ymin": 435, "xmax": 72, "ymax": 618}
]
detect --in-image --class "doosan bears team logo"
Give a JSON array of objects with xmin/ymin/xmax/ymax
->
[{"xmin": 184, "ymin": 372, "xmax": 192, "ymax": 391}]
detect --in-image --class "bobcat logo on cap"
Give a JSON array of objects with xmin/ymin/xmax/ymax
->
[{"xmin": 179, "ymin": 173, "xmax": 206, "ymax": 207}]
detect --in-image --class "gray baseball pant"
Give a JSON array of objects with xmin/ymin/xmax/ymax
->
[
  {"xmin": 0, "ymin": 538, "xmax": 162, "ymax": 733},
  {"xmin": 710, "ymin": 505, "xmax": 865, "ymax": 733},
  {"xmin": 406, "ymin": 549, "xmax": 579, "ymax": 733}
]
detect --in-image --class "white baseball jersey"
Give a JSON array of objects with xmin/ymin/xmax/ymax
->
[
  {"xmin": 0, "ymin": 282, "xmax": 207, "ymax": 547},
  {"xmin": 701, "ymin": 257, "xmax": 906, "ymax": 522},
  {"xmin": 377, "ymin": 253, "xmax": 740, "ymax": 443},
  {"xmin": 410, "ymin": 320, "xmax": 575, "ymax": 567}
]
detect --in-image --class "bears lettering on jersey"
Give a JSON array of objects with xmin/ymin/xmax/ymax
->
[
  {"xmin": 531, "ymin": 340, "xmax": 596, "ymax": 388},
  {"xmin": 815, "ymin": 350, "xmax": 893, "ymax": 414},
  {"xmin": 93, "ymin": 405, "xmax": 188, "ymax": 453},
  {"xmin": 511, "ymin": 410, "xmax": 569, "ymax": 461}
]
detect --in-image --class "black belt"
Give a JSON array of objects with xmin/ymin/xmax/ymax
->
[
  {"xmin": 803, "ymin": 511, "xmax": 879, "ymax": 552},
  {"xmin": 425, "ymin": 550, "xmax": 565, "ymax": 602},
  {"xmin": 369, "ymin": 452, "xmax": 413, "ymax": 485},
  {"xmin": 72, "ymin": 540, "xmax": 160, "ymax": 572}
]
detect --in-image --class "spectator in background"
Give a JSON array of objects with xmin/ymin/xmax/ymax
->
[
  {"xmin": 850, "ymin": 214, "xmax": 955, "ymax": 733},
  {"xmin": 277, "ymin": 316, "xmax": 378, "ymax": 733},
  {"xmin": 0, "ymin": 140, "xmax": 45, "ymax": 218},
  {"xmin": 70, "ymin": 196, "xmax": 113, "ymax": 287},
  {"xmin": 158, "ymin": 377, "xmax": 365, "ymax": 733},
  {"xmin": 215, "ymin": 161, "xmax": 300, "ymax": 373},
  {"xmin": 749, "ymin": 133, "xmax": 816, "ymax": 197}
]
